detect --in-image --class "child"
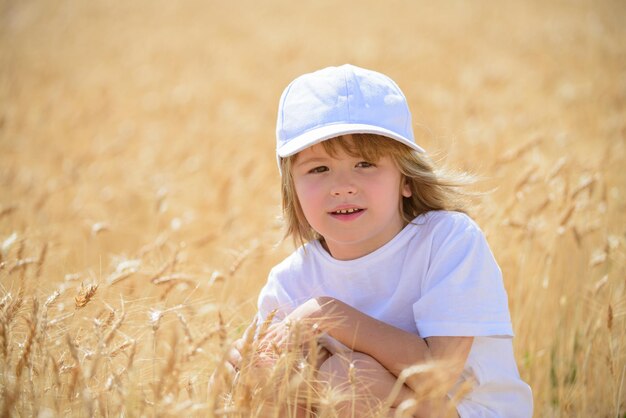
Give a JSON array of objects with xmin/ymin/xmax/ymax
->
[{"xmin": 230, "ymin": 64, "xmax": 532, "ymax": 417}]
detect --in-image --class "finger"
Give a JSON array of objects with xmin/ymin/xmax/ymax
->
[
  {"xmin": 262, "ymin": 327, "xmax": 280, "ymax": 342},
  {"xmin": 227, "ymin": 346, "xmax": 242, "ymax": 369},
  {"xmin": 223, "ymin": 359, "xmax": 237, "ymax": 376},
  {"xmin": 234, "ymin": 338, "xmax": 245, "ymax": 351}
]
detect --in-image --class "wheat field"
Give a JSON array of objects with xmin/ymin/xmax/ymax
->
[{"xmin": 1, "ymin": 0, "xmax": 625, "ymax": 416}]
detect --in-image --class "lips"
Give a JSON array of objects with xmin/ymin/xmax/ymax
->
[
  {"xmin": 330, "ymin": 207, "xmax": 363, "ymax": 215},
  {"xmin": 328, "ymin": 207, "xmax": 365, "ymax": 221}
]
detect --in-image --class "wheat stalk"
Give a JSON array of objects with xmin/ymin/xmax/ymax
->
[{"xmin": 15, "ymin": 298, "xmax": 38, "ymax": 379}]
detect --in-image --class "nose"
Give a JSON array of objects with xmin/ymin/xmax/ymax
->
[{"xmin": 330, "ymin": 173, "xmax": 357, "ymax": 197}]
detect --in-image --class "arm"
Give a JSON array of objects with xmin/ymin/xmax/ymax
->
[{"xmin": 285, "ymin": 296, "xmax": 473, "ymax": 394}]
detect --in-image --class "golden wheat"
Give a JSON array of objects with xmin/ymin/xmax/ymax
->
[{"xmin": 1, "ymin": 0, "xmax": 625, "ymax": 416}]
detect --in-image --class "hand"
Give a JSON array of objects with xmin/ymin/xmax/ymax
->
[
  {"xmin": 228, "ymin": 298, "xmax": 331, "ymax": 372},
  {"xmin": 227, "ymin": 337, "xmax": 244, "ymax": 371},
  {"xmin": 256, "ymin": 298, "xmax": 327, "ymax": 357}
]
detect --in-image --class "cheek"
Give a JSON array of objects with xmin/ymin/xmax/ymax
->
[{"xmin": 294, "ymin": 182, "xmax": 321, "ymax": 213}]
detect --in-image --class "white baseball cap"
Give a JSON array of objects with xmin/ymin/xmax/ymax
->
[{"xmin": 276, "ymin": 64, "xmax": 425, "ymax": 160}]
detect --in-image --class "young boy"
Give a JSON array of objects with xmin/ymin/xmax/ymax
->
[{"xmin": 230, "ymin": 64, "xmax": 533, "ymax": 417}]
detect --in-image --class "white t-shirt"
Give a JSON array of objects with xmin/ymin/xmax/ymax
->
[{"xmin": 257, "ymin": 210, "xmax": 533, "ymax": 417}]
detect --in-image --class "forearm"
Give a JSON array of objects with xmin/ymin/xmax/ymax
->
[
  {"xmin": 287, "ymin": 296, "xmax": 471, "ymax": 397},
  {"xmin": 309, "ymin": 297, "xmax": 430, "ymax": 376}
]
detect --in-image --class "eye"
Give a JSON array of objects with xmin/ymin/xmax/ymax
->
[
  {"xmin": 308, "ymin": 166, "xmax": 329, "ymax": 174},
  {"xmin": 356, "ymin": 161, "xmax": 375, "ymax": 168}
]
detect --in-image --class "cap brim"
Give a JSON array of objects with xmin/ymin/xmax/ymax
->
[{"xmin": 276, "ymin": 123, "xmax": 425, "ymax": 157}]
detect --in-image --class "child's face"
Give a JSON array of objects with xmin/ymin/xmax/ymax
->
[{"xmin": 291, "ymin": 141, "xmax": 411, "ymax": 260}]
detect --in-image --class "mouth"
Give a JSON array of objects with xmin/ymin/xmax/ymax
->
[{"xmin": 329, "ymin": 207, "xmax": 365, "ymax": 217}]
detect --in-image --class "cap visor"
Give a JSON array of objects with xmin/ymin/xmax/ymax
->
[{"xmin": 277, "ymin": 123, "xmax": 425, "ymax": 157}]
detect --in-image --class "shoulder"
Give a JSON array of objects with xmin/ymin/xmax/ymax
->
[
  {"xmin": 258, "ymin": 243, "xmax": 319, "ymax": 318},
  {"xmin": 268, "ymin": 241, "xmax": 320, "ymax": 281},
  {"xmin": 418, "ymin": 210, "xmax": 481, "ymax": 229},
  {"xmin": 410, "ymin": 210, "xmax": 485, "ymax": 244},
  {"xmin": 408, "ymin": 211, "xmax": 498, "ymax": 272}
]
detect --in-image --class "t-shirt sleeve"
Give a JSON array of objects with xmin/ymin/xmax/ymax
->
[
  {"xmin": 256, "ymin": 267, "xmax": 293, "ymax": 324},
  {"xmin": 412, "ymin": 215, "xmax": 514, "ymax": 338}
]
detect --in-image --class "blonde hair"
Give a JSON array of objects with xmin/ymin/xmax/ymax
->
[{"xmin": 280, "ymin": 134, "xmax": 473, "ymax": 246}]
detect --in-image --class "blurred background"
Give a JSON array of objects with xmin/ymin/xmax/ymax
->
[{"xmin": 1, "ymin": 0, "xmax": 625, "ymax": 416}]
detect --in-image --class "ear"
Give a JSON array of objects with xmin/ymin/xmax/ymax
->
[{"xmin": 401, "ymin": 178, "xmax": 412, "ymax": 198}]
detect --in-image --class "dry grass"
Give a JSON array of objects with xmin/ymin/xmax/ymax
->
[{"xmin": 1, "ymin": 0, "xmax": 625, "ymax": 416}]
